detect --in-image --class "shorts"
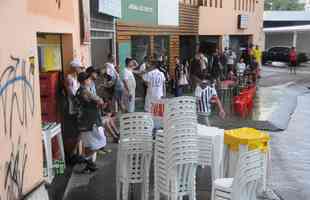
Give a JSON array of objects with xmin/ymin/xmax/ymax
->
[
  {"xmin": 290, "ymin": 60, "xmax": 297, "ymax": 67},
  {"xmin": 197, "ymin": 112, "xmax": 211, "ymax": 126},
  {"xmin": 81, "ymin": 126, "xmax": 106, "ymax": 151}
]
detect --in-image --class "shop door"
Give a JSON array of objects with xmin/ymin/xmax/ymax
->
[
  {"xmin": 131, "ymin": 36, "xmax": 151, "ymax": 64},
  {"xmin": 91, "ymin": 38, "xmax": 112, "ymax": 68}
]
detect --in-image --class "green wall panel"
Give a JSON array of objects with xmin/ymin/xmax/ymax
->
[
  {"xmin": 121, "ymin": 0, "xmax": 158, "ymax": 25},
  {"xmin": 118, "ymin": 41, "xmax": 131, "ymax": 79}
]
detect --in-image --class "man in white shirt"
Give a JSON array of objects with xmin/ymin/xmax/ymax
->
[
  {"xmin": 123, "ymin": 57, "xmax": 137, "ymax": 113},
  {"xmin": 105, "ymin": 53, "xmax": 124, "ymax": 112},
  {"xmin": 105, "ymin": 53, "xmax": 118, "ymax": 80},
  {"xmin": 143, "ymin": 65, "xmax": 166, "ymax": 112}
]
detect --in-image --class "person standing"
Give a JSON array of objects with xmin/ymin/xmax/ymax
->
[
  {"xmin": 226, "ymin": 49, "xmax": 236, "ymax": 73},
  {"xmin": 143, "ymin": 64, "xmax": 166, "ymax": 112},
  {"xmin": 63, "ymin": 59, "xmax": 84, "ymax": 161},
  {"xmin": 195, "ymin": 80, "xmax": 226, "ymax": 126},
  {"xmin": 76, "ymin": 72, "xmax": 106, "ymax": 172},
  {"xmin": 253, "ymin": 45, "xmax": 262, "ymax": 68},
  {"xmin": 289, "ymin": 47, "xmax": 298, "ymax": 75},
  {"xmin": 123, "ymin": 57, "xmax": 137, "ymax": 113},
  {"xmin": 210, "ymin": 49, "xmax": 223, "ymax": 80},
  {"xmin": 86, "ymin": 66, "xmax": 98, "ymax": 95},
  {"xmin": 236, "ymin": 58, "xmax": 247, "ymax": 75},
  {"xmin": 174, "ymin": 57, "xmax": 188, "ymax": 97},
  {"xmin": 105, "ymin": 53, "xmax": 124, "ymax": 112}
]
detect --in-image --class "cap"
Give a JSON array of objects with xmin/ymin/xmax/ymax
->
[
  {"xmin": 77, "ymin": 72, "xmax": 90, "ymax": 83},
  {"xmin": 70, "ymin": 59, "xmax": 83, "ymax": 68}
]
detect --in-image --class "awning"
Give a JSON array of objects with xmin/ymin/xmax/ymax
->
[{"xmin": 264, "ymin": 25, "xmax": 310, "ymax": 33}]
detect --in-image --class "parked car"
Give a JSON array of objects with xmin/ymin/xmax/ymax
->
[{"xmin": 263, "ymin": 46, "xmax": 309, "ymax": 65}]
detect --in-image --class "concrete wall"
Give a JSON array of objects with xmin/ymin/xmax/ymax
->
[
  {"xmin": 199, "ymin": 0, "xmax": 264, "ymax": 47},
  {"xmin": 265, "ymin": 33, "xmax": 294, "ymax": 50},
  {"xmin": 0, "ymin": 0, "xmax": 90, "ymax": 199},
  {"xmin": 296, "ymin": 32, "xmax": 310, "ymax": 55},
  {"xmin": 265, "ymin": 31, "xmax": 310, "ymax": 55}
]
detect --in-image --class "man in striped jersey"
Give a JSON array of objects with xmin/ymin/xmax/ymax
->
[{"xmin": 195, "ymin": 80, "xmax": 225, "ymax": 126}]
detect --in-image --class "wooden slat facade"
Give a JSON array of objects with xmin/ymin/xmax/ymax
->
[
  {"xmin": 116, "ymin": 3, "xmax": 199, "ymax": 78},
  {"xmin": 116, "ymin": 21, "xmax": 179, "ymax": 78},
  {"xmin": 179, "ymin": 3, "xmax": 199, "ymax": 35}
]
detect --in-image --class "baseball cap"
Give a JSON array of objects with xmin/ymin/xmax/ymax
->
[
  {"xmin": 70, "ymin": 58, "xmax": 83, "ymax": 68},
  {"xmin": 77, "ymin": 72, "xmax": 90, "ymax": 83}
]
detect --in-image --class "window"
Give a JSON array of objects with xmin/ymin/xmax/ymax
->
[
  {"xmin": 215, "ymin": 0, "xmax": 217, "ymax": 8},
  {"xmin": 253, "ymin": 0, "xmax": 255, "ymax": 11},
  {"xmin": 210, "ymin": 0, "xmax": 212, "ymax": 7},
  {"xmin": 238, "ymin": 0, "xmax": 241, "ymax": 10},
  {"xmin": 220, "ymin": 0, "xmax": 222, "ymax": 8}
]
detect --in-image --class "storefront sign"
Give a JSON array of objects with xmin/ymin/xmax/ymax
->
[
  {"xmin": 238, "ymin": 14, "xmax": 249, "ymax": 29},
  {"xmin": 98, "ymin": 0, "xmax": 122, "ymax": 18},
  {"xmin": 158, "ymin": 0, "xmax": 178, "ymax": 26},
  {"xmin": 121, "ymin": 0, "xmax": 158, "ymax": 25}
]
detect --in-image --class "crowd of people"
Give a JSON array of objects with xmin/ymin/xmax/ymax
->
[
  {"xmin": 62, "ymin": 53, "xmax": 167, "ymax": 172},
  {"xmin": 62, "ymin": 44, "xmax": 262, "ymax": 172}
]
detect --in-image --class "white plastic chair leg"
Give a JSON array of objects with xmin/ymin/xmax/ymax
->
[
  {"xmin": 56, "ymin": 132, "xmax": 66, "ymax": 168},
  {"xmin": 44, "ymin": 134, "xmax": 54, "ymax": 183},
  {"xmin": 116, "ymin": 180, "xmax": 121, "ymax": 200},
  {"xmin": 122, "ymin": 182, "xmax": 129, "ymax": 200}
]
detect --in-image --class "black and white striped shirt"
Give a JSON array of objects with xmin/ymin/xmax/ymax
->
[{"xmin": 195, "ymin": 86, "xmax": 217, "ymax": 114}]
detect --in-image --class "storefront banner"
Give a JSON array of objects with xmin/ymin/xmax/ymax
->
[
  {"xmin": 98, "ymin": 0, "xmax": 122, "ymax": 18},
  {"xmin": 158, "ymin": 0, "xmax": 179, "ymax": 26},
  {"xmin": 121, "ymin": 0, "xmax": 158, "ymax": 25}
]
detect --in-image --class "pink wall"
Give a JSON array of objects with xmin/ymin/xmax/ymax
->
[
  {"xmin": 0, "ymin": 0, "xmax": 90, "ymax": 199},
  {"xmin": 199, "ymin": 0, "xmax": 264, "ymax": 47}
]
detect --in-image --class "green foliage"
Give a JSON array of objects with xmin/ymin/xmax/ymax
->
[{"xmin": 265, "ymin": 0, "xmax": 305, "ymax": 10}]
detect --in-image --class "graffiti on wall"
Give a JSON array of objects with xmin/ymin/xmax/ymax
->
[
  {"xmin": 0, "ymin": 56, "xmax": 35, "ymax": 138},
  {"xmin": 0, "ymin": 55, "xmax": 35, "ymax": 200},
  {"xmin": 2, "ymin": 137, "xmax": 28, "ymax": 200}
]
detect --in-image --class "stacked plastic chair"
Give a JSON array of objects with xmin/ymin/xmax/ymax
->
[
  {"xmin": 155, "ymin": 97, "xmax": 199, "ymax": 200},
  {"xmin": 116, "ymin": 113, "xmax": 154, "ymax": 200},
  {"xmin": 212, "ymin": 149, "xmax": 264, "ymax": 200}
]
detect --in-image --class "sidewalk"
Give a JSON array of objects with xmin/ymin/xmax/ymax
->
[{"xmin": 268, "ymin": 92, "xmax": 310, "ymax": 200}]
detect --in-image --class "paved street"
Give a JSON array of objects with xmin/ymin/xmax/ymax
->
[{"xmin": 63, "ymin": 66, "xmax": 310, "ymax": 200}]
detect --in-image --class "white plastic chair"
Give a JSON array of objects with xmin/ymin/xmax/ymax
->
[
  {"xmin": 42, "ymin": 123, "xmax": 65, "ymax": 184},
  {"xmin": 116, "ymin": 113, "xmax": 153, "ymax": 200},
  {"xmin": 212, "ymin": 149, "xmax": 264, "ymax": 200},
  {"xmin": 155, "ymin": 97, "xmax": 199, "ymax": 200}
]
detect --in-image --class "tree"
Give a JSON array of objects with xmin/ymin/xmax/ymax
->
[{"xmin": 265, "ymin": 0, "xmax": 305, "ymax": 10}]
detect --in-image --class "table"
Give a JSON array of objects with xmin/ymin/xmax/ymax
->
[
  {"xmin": 223, "ymin": 128, "xmax": 270, "ymax": 191},
  {"xmin": 42, "ymin": 123, "xmax": 65, "ymax": 183},
  {"xmin": 197, "ymin": 125, "xmax": 225, "ymax": 181}
]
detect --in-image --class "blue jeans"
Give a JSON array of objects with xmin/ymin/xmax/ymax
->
[{"xmin": 175, "ymin": 85, "xmax": 184, "ymax": 97}]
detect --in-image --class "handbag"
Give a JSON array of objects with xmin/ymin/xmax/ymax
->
[{"xmin": 178, "ymin": 70, "xmax": 189, "ymax": 86}]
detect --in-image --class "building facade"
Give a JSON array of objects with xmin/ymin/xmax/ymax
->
[
  {"xmin": 0, "ymin": 0, "xmax": 90, "ymax": 199},
  {"xmin": 198, "ymin": 0, "xmax": 264, "ymax": 54},
  {"xmin": 90, "ymin": 0, "xmax": 121, "ymax": 67},
  {"xmin": 116, "ymin": 0, "xmax": 180, "ymax": 78}
]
